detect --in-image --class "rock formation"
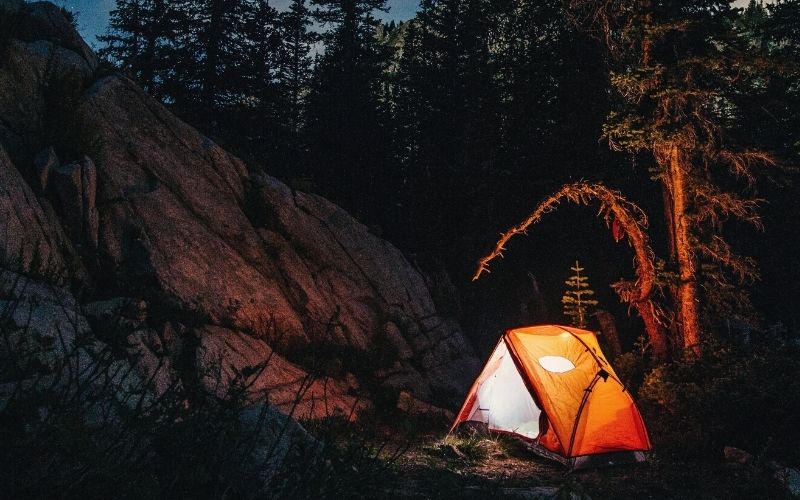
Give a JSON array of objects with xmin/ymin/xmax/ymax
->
[{"xmin": 0, "ymin": 2, "xmax": 478, "ymax": 419}]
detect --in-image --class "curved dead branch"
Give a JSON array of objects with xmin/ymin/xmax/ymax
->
[{"xmin": 473, "ymin": 181, "xmax": 669, "ymax": 358}]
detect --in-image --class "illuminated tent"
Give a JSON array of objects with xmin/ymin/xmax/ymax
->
[{"xmin": 451, "ymin": 325, "xmax": 651, "ymax": 468}]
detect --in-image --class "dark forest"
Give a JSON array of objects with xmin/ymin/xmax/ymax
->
[{"xmin": 1, "ymin": 0, "xmax": 800, "ymax": 497}]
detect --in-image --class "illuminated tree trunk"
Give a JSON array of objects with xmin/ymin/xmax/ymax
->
[
  {"xmin": 664, "ymin": 144, "xmax": 701, "ymax": 356},
  {"xmin": 635, "ymin": 297, "xmax": 668, "ymax": 359},
  {"xmin": 567, "ymin": 0, "xmax": 772, "ymax": 361}
]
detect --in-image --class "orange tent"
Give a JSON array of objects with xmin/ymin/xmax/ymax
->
[{"xmin": 451, "ymin": 325, "xmax": 651, "ymax": 468}]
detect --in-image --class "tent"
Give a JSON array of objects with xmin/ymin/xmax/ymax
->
[{"xmin": 451, "ymin": 325, "xmax": 651, "ymax": 468}]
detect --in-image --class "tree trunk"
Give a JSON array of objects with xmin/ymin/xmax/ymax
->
[
  {"xmin": 661, "ymin": 182, "xmax": 683, "ymax": 353},
  {"xmin": 634, "ymin": 298, "xmax": 668, "ymax": 359},
  {"xmin": 665, "ymin": 144, "xmax": 701, "ymax": 357},
  {"xmin": 661, "ymin": 184, "xmax": 676, "ymax": 262},
  {"xmin": 202, "ymin": 0, "xmax": 225, "ymax": 107},
  {"xmin": 593, "ymin": 309, "xmax": 622, "ymax": 360}
]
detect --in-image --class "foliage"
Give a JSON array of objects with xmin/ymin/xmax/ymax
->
[
  {"xmin": 99, "ymin": 0, "xmax": 611, "ymax": 281},
  {"xmin": 387, "ymin": 0, "xmax": 608, "ymax": 271},
  {"xmin": 566, "ymin": 0, "xmax": 786, "ymax": 356},
  {"xmin": 619, "ymin": 338, "xmax": 800, "ymax": 466},
  {"xmin": 735, "ymin": 0, "xmax": 800, "ymax": 164},
  {"xmin": 303, "ymin": 0, "xmax": 394, "ymax": 218},
  {"xmin": 98, "ymin": 0, "xmax": 184, "ymax": 101},
  {"xmin": 99, "ymin": 0, "xmax": 294, "ymax": 168},
  {"xmin": 0, "ymin": 286, "xmax": 400, "ymax": 499},
  {"xmin": 275, "ymin": 0, "xmax": 317, "ymax": 172},
  {"xmin": 95, "ymin": 0, "xmax": 800, "ymax": 345},
  {"xmin": 561, "ymin": 260, "xmax": 598, "ymax": 329}
]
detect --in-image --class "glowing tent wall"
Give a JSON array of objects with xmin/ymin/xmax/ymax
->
[{"xmin": 452, "ymin": 325, "xmax": 651, "ymax": 467}]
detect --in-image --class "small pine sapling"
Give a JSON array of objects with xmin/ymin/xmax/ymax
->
[{"xmin": 562, "ymin": 260, "xmax": 598, "ymax": 329}]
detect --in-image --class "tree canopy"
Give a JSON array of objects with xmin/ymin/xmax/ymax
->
[{"xmin": 100, "ymin": 0, "xmax": 800, "ymax": 359}]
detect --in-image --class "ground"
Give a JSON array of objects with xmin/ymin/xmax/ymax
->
[
  {"xmin": 332, "ymin": 422, "xmax": 794, "ymax": 500},
  {"xmin": 386, "ymin": 435, "xmax": 569, "ymax": 498}
]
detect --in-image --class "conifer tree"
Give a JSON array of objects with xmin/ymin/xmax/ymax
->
[
  {"xmin": 226, "ymin": 0, "xmax": 282, "ymax": 162},
  {"xmin": 99, "ymin": 0, "xmax": 188, "ymax": 99},
  {"xmin": 562, "ymin": 260, "xmax": 599, "ymax": 329},
  {"xmin": 389, "ymin": 0, "xmax": 503, "ymax": 255},
  {"xmin": 101, "ymin": 0, "xmax": 258, "ymax": 120},
  {"xmin": 747, "ymin": 0, "xmax": 800, "ymax": 162},
  {"xmin": 305, "ymin": 0, "xmax": 394, "ymax": 217},
  {"xmin": 102, "ymin": 0, "xmax": 290, "ymax": 162},
  {"xmin": 568, "ymin": 0, "xmax": 777, "ymax": 356},
  {"xmin": 176, "ymin": 0, "xmax": 252, "ymax": 119},
  {"xmin": 388, "ymin": 0, "xmax": 607, "ymax": 271},
  {"xmin": 241, "ymin": 0, "xmax": 281, "ymax": 102},
  {"xmin": 276, "ymin": 0, "xmax": 316, "ymax": 170}
]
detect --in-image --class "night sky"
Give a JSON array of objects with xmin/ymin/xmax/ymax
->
[
  {"xmin": 52, "ymin": 0, "xmax": 422, "ymax": 47},
  {"xmin": 52, "ymin": 0, "xmax": 759, "ymax": 49}
]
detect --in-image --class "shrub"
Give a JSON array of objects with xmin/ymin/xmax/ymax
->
[
  {"xmin": 635, "ymin": 339, "xmax": 800, "ymax": 465},
  {"xmin": 0, "ymin": 287, "xmax": 401, "ymax": 499}
]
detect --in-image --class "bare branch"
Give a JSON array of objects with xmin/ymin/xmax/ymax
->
[{"xmin": 473, "ymin": 181, "xmax": 669, "ymax": 358}]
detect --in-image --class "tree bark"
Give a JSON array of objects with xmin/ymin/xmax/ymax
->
[
  {"xmin": 661, "ymin": 184, "xmax": 676, "ymax": 262},
  {"xmin": 593, "ymin": 309, "xmax": 622, "ymax": 360},
  {"xmin": 634, "ymin": 298, "xmax": 668, "ymax": 359},
  {"xmin": 665, "ymin": 144, "xmax": 702, "ymax": 357}
]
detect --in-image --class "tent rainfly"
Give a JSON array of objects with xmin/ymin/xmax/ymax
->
[{"xmin": 451, "ymin": 325, "xmax": 651, "ymax": 468}]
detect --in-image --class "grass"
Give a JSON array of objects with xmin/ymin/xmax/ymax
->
[
  {"xmin": 424, "ymin": 434, "xmax": 494, "ymax": 462},
  {"xmin": 390, "ymin": 432, "xmax": 565, "ymax": 497},
  {"xmin": 372, "ymin": 428, "xmax": 796, "ymax": 499}
]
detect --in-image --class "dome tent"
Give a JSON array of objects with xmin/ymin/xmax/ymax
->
[{"xmin": 451, "ymin": 325, "xmax": 651, "ymax": 468}]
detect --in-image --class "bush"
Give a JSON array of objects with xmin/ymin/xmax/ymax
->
[
  {"xmin": 0, "ymin": 288, "xmax": 400, "ymax": 499},
  {"xmin": 632, "ymin": 339, "xmax": 800, "ymax": 465}
]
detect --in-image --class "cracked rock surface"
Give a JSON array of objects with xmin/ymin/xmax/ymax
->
[{"xmin": 0, "ymin": 1, "xmax": 478, "ymax": 418}]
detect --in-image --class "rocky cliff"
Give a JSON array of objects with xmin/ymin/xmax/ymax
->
[{"xmin": 0, "ymin": 1, "xmax": 478, "ymax": 418}]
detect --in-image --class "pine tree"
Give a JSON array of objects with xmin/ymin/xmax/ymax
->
[
  {"xmin": 388, "ymin": 0, "xmax": 503, "ymax": 255},
  {"xmin": 100, "ymin": 0, "xmax": 257, "ymax": 120},
  {"xmin": 742, "ymin": 0, "xmax": 800, "ymax": 163},
  {"xmin": 276, "ymin": 0, "xmax": 316, "ymax": 170},
  {"xmin": 305, "ymin": 0, "xmax": 394, "ymax": 217},
  {"xmin": 241, "ymin": 0, "xmax": 281, "ymax": 103},
  {"xmin": 568, "ymin": 0, "xmax": 778, "ymax": 357},
  {"xmin": 561, "ymin": 261, "xmax": 599, "ymax": 329},
  {"xmin": 174, "ymin": 0, "xmax": 252, "ymax": 119},
  {"xmin": 99, "ymin": 0, "xmax": 188, "ymax": 99},
  {"xmin": 231, "ymin": 0, "xmax": 281, "ymax": 161},
  {"xmin": 388, "ymin": 0, "xmax": 608, "ymax": 273}
]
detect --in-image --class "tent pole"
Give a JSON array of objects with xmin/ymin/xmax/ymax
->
[{"xmin": 566, "ymin": 371, "xmax": 603, "ymax": 459}]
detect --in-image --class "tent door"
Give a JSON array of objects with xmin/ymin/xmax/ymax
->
[{"xmin": 467, "ymin": 341, "xmax": 542, "ymax": 440}]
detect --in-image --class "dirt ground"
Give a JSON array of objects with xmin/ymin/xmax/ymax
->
[
  {"xmin": 347, "ymin": 430, "xmax": 792, "ymax": 500},
  {"xmin": 386, "ymin": 437, "xmax": 571, "ymax": 498}
]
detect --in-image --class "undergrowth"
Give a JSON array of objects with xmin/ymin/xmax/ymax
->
[
  {"xmin": 617, "ymin": 337, "xmax": 800, "ymax": 466},
  {"xmin": 0, "ymin": 272, "xmax": 406, "ymax": 499}
]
